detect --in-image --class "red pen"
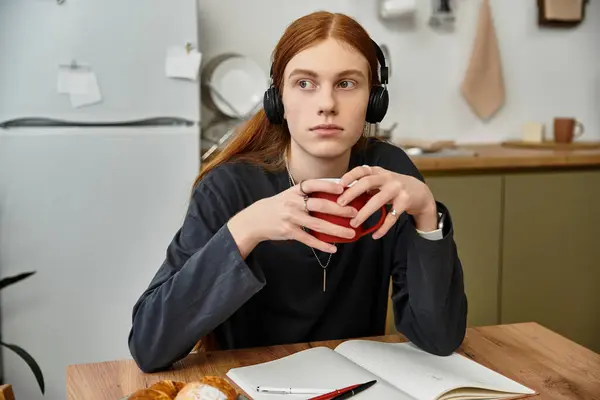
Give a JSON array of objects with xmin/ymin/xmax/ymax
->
[{"xmin": 307, "ymin": 383, "xmax": 361, "ymax": 400}]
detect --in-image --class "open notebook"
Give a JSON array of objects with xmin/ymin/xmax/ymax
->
[{"xmin": 226, "ymin": 340, "xmax": 537, "ymax": 400}]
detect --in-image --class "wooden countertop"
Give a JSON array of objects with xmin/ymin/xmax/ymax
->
[
  {"xmin": 412, "ymin": 143, "xmax": 600, "ymax": 173},
  {"xmin": 66, "ymin": 322, "xmax": 600, "ymax": 400},
  {"xmin": 202, "ymin": 143, "xmax": 600, "ymax": 174}
]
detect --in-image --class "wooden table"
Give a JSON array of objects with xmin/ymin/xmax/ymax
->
[{"xmin": 67, "ymin": 322, "xmax": 600, "ymax": 400}]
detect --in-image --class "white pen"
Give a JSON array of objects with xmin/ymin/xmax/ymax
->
[{"xmin": 255, "ymin": 386, "xmax": 332, "ymax": 395}]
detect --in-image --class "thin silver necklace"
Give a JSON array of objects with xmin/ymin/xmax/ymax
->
[{"xmin": 284, "ymin": 158, "xmax": 333, "ymax": 292}]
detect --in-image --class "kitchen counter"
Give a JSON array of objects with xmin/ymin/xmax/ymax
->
[
  {"xmin": 202, "ymin": 143, "xmax": 600, "ymax": 173},
  {"xmin": 411, "ymin": 143, "xmax": 600, "ymax": 173},
  {"xmin": 418, "ymin": 145, "xmax": 600, "ymax": 353}
]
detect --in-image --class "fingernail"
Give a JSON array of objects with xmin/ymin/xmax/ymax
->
[
  {"xmin": 338, "ymin": 198, "xmax": 346, "ymax": 206},
  {"xmin": 372, "ymin": 233, "xmax": 380, "ymax": 240},
  {"xmin": 350, "ymin": 208, "xmax": 358, "ymax": 216},
  {"xmin": 330, "ymin": 245, "xmax": 337, "ymax": 253},
  {"xmin": 350, "ymin": 219, "xmax": 358, "ymax": 228}
]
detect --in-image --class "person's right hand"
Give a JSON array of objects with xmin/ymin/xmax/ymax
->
[{"xmin": 227, "ymin": 179, "xmax": 358, "ymax": 256}]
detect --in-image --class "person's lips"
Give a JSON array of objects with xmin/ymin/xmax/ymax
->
[{"xmin": 309, "ymin": 124, "xmax": 344, "ymax": 135}]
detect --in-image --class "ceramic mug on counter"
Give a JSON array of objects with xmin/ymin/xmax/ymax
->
[
  {"xmin": 307, "ymin": 179, "xmax": 387, "ymax": 243},
  {"xmin": 554, "ymin": 117, "xmax": 585, "ymax": 143}
]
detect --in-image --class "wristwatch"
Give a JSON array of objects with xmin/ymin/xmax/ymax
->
[{"xmin": 437, "ymin": 210, "xmax": 446, "ymax": 231}]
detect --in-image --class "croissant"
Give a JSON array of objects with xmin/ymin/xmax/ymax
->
[
  {"xmin": 175, "ymin": 377, "xmax": 238, "ymax": 400},
  {"xmin": 148, "ymin": 380, "xmax": 187, "ymax": 397},
  {"xmin": 128, "ymin": 388, "xmax": 173, "ymax": 400},
  {"xmin": 127, "ymin": 377, "xmax": 237, "ymax": 400}
]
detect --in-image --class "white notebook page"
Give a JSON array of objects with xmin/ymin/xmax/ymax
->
[
  {"xmin": 334, "ymin": 341, "xmax": 535, "ymax": 400},
  {"xmin": 226, "ymin": 346, "xmax": 416, "ymax": 399}
]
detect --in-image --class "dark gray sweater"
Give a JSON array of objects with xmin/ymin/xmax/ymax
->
[{"xmin": 128, "ymin": 139, "xmax": 468, "ymax": 373}]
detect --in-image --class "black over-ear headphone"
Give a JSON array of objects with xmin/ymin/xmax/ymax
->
[{"xmin": 263, "ymin": 39, "xmax": 389, "ymax": 125}]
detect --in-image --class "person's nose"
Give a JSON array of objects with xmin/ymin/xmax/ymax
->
[{"xmin": 317, "ymin": 86, "xmax": 337, "ymax": 117}]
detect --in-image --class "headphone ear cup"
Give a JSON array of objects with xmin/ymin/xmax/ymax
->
[
  {"xmin": 263, "ymin": 86, "xmax": 285, "ymax": 124},
  {"xmin": 366, "ymin": 86, "xmax": 389, "ymax": 124}
]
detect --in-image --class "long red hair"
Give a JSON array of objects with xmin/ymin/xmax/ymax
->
[{"xmin": 195, "ymin": 11, "xmax": 382, "ymax": 187}]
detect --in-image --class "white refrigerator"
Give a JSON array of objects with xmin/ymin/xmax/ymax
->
[{"xmin": 0, "ymin": 1, "xmax": 201, "ymax": 399}]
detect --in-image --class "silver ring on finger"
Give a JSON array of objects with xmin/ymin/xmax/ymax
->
[
  {"xmin": 299, "ymin": 180, "xmax": 308, "ymax": 196},
  {"xmin": 303, "ymin": 195, "xmax": 309, "ymax": 213},
  {"xmin": 390, "ymin": 208, "xmax": 398, "ymax": 218}
]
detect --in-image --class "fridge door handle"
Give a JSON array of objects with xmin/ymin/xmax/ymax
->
[{"xmin": 0, "ymin": 117, "xmax": 196, "ymax": 129}]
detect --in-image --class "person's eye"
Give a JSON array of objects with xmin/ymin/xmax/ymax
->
[
  {"xmin": 297, "ymin": 80, "xmax": 316, "ymax": 89},
  {"xmin": 337, "ymin": 80, "xmax": 356, "ymax": 89}
]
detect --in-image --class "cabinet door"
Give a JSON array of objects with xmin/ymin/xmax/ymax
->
[
  {"xmin": 502, "ymin": 170, "xmax": 600, "ymax": 352},
  {"xmin": 385, "ymin": 174, "xmax": 503, "ymax": 334},
  {"xmin": 428, "ymin": 175, "xmax": 503, "ymax": 327}
]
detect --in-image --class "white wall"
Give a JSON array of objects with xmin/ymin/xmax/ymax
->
[{"xmin": 199, "ymin": 0, "xmax": 599, "ymax": 142}]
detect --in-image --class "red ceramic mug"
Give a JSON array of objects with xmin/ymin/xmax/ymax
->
[{"xmin": 308, "ymin": 178, "xmax": 387, "ymax": 244}]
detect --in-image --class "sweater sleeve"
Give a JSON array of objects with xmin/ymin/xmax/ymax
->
[
  {"xmin": 127, "ymin": 174, "xmax": 266, "ymax": 373},
  {"xmin": 390, "ymin": 203, "xmax": 468, "ymax": 356}
]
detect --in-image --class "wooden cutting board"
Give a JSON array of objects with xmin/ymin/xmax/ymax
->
[
  {"xmin": 393, "ymin": 139, "xmax": 456, "ymax": 152},
  {"xmin": 501, "ymin": 140, "xmax": 600, "ymax": 150}
]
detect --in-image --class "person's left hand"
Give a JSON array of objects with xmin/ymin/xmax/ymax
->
[{"xmin": 337, "ymin": 165, "xmax": 438, "ymax": 239}]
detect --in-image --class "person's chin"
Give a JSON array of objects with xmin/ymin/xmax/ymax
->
[{"xmin": 306, "ymin": 138, "xmax": 356, "ymax": 159}]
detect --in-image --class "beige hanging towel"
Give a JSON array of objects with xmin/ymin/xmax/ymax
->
[{"xmin": 461, "ymin": 0, "xmax": 505, "ymax": 120}]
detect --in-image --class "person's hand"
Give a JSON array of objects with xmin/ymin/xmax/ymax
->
[
  {"xmin": 227, "ymin": 179, "xmax": 358, "ymax": 257},
  {"xmin": 337, "ymin": 165, "xmax": 438, "ymax": 239}
]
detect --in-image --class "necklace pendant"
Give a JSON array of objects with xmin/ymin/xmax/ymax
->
[{"xmin": 323, "ymin": 269, "xmax": 326, "ymax": 292}]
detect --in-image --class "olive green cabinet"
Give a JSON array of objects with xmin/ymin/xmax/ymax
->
[
  {"xmin": 386, "ymin": 169, "xmax": 600, "ymax": 353},
  {"xmin": 426, "ymin": 175, "xmax": 503, "ymax": 328},
  {"xmin": 384, "ymin": 174, "xmax": 503, "ymax": 334},
  {"xmin": 501, "ymin": 170, "xmax": 600, "ymax": 353}
]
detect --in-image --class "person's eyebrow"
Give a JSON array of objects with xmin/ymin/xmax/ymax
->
[
  {"xmin": 335, "ymin": 69, "xmax": 367, "ymax": 80},
  {"xmin": 287, "ymin": 69, "xmax": 318, "ymax": 80},
  {"xmin": 287, "ymin": 68, "xmax": 366, "ymax": 80}
]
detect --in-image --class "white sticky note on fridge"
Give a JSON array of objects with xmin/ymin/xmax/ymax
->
[
  {"xmin": 165, "ymin": 46, "xmax": 202, "ymax": 81},
  {"xmin": 69, "ymin": 72, "xmax": 102, "ymax": 108},
  {"xmin": 57, "ymin": 68, "xmax": 72, "ymax": 94},
  {"xmin": 57, "ymin": 64, "xmax": 94, "ymax": 94}
]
